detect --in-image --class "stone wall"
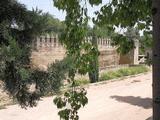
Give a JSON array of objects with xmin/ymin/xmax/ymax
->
[
  {"xmin": 30, "ymin": 35, "xmax": 120, "ymax": 70},
  {"xmin": 30, "ymin": 35, "xmax": 140, "ymax": 70},
  {"xmin": 31, "ymin": 48, "xmax": 66, "ymax": 70},
  {"xmin": 99, "ymin": 49, "xmax": 119, "ymax": 69}
]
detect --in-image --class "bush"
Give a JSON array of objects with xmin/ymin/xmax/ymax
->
[
  {"xmin": 47, "ymin": 57, "xmax": 74, "ymax": 92},
  {"xmin": 100, "ymin": 65, "xmax": 149, "ymax": 81}
]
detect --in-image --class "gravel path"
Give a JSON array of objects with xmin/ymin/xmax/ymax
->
[{"xmin": 0, "ymin": 72, "xmax": 152, "ymax": 120}]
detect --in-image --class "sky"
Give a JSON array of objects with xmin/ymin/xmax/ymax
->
[{"xmin": 18, "ymin": 0, "xmax": 109, "ymax": 27}]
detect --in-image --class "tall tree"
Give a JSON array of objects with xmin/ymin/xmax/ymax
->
[
  {"xmin": 88, "ymin": 30, "xmax": 99, "ymax": 83},
  {"xmin": 0, "ymin": 0, "xmax": 66, "ymax": 108}
]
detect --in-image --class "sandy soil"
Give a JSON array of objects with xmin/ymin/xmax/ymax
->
[
  {"xmin": 0, "ymin": 82, "xmax": 13, "ymax": 108},
  {"xmin": 0, "ymin": 72, "xmax": 152, "ymax": 120}
]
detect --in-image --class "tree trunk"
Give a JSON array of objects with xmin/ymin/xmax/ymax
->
[
  {"xmin": 152, "ymin": 0, "xmax": 160, "ymax": 120},
  {"xmin": 89, "ymin": 33, "xmax": 99, "ymax": 83}
]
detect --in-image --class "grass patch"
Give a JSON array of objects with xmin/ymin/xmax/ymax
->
[
  {"xmin": 100, "ymin": 65, "xmax": 149, "ymax": 81},
  {"xmin": 74, "ymin": 78, "xmax": 90, "ymax": 86}
]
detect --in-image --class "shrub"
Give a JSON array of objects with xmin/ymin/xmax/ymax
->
[{"xmin": 47, "ymin": 57, "xmax": 74, "ymax": 92}]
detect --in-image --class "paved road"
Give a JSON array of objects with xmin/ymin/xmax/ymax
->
[{"xmin": 0, "ymin": 72, "xmax": 152, "ymax": 120}]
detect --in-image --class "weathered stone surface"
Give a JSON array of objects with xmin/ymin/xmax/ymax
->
[
  {"xmin": 30, "ymin": 35, "xmax": 139, "ymax": 70},
  {"xmin": 99, "ymin": 48, "xmax": 119, "ymax": 69}
]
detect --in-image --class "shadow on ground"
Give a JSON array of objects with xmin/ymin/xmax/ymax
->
[{"xmin": 110, "ymin": 95, "xmax": 152, "ymax": 109}]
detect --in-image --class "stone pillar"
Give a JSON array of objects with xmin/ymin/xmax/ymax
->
[
  {"xmin": 32, "ymin": 38, "xmax": 35, "ymax": 50},
  {"xmin": 133, "ymin": 39, "xmax": 139, "ymax": 65},
  {"xmin": 44, "ymin": 35, "xmax": 47, "ymax": 50},
  {"xmin": 87, "ymin": 37, "xmax": 91, "ymax": 44},
  {"xmin": 107, "ymin": 39, "xmax": 109, "ymax": 48},
  {"xmin": 108, "ymin": 39, "xmax": 111, "ymax": 48},
  {"xmin": 100, "ymin": 38, "xmax": 102, "ymax": 48},
  {"xmin": 104, "ymin": 39, "xmax": 106, "ymax": 46},
  {"xmin": 54, "ymin": 34, "xmax": 58, "ymax": 47},
  {"xmin": 41, "ymin": 36, "xmax": 45, "ymax": 49},
  {"xmin": 46, "ymin": 34, "xmax": 49, "ymax": 48},
  {"xmin": 36, "ymin": 37, "xmax": 40, "ymax": 50},
  {"xmin": 98, "ymin": 38, "xmax": 100, "ymax": 45},
  {"xmin": 50, "ymin": 34, "xmax": 54, "ymax": 48}
]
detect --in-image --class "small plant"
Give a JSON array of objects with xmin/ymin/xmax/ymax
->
[{"xmin": 54, "ymin": 88, "xmax": 88, "ymax": 120}]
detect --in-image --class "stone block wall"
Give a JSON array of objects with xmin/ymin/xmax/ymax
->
[
  {"xmin": 30, "ymin": 35, "xmax": 139, "ymax": 70},
  {"xmin": 99, "ymin": 49, "xmax": 119, "ymax": 69}
]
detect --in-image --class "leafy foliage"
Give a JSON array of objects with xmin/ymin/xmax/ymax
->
[
  {"xmin": 87, "ymin": 25, "xmax": 116, "ymax": 38},
  {"xmin": 112, "ymin": 27, "xmax": 140, "ymax": 54},
  {"xmin": 139, "ymin": 34, "xmax": 152, "ymax": 54},
  {"xmin": 53, "ymin": 0, "xmax": 99, "ymax": 119},
  {"xmin": 0, "ymin": 39, "xmax": 75, "ymax": 107},
  {"xmin": 93, "ymin": 0, "xmax": 152, "ymax": 55},
  {"xmin": 95, "ymin": 0, "xmax": 152, "ymax": 31},
  {"xmin": 88, "ymin": 0, "xmax": 102, "ymax": 6},
  {"xmin": 0, "ymin": 0, "xmax": 66, "ymax": 108},
  {"xmin": 0, "ymin": 39, "xmax": 40, "ymax": 108},
  {"xmin": 48, "ymin": 57, "xmax": 74, "ymax": 92},
  {"xmin": 88, "ymin": 32, "xmax": 99, "ymax": 83},
  {"xmin": 45, "ymin": 14, "xmax": 65, "ymax": 35},
  {"xmin": 54, "ymin": 88, "xmax": 88, "ymax": 120}
]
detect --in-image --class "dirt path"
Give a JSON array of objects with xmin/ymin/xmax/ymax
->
[{"xmin": 0, "ymin": 72, "xmax": 152, "ymax": 120}]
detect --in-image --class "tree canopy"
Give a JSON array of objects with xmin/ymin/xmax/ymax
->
[{"xmin": 0, "ymin": 0, "xmax": 65, "ymax": 108}]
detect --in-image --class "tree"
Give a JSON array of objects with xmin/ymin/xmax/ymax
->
[
  {"xmin": 111, "ymin": 27, "xmax": 140, "ymax": 54},
  {"xmin": 45, "ymin": 14, "xmax": 65, "ymax": 35},
  {"xmin": 88, "ymin": 30, "xmax": 99, "ymax": 83},
  {"xmin": 53, "ymin": 0, "xmax": 91, "ymax": 119},
  {"xmin": 0, "ymin": 0, "xmax": 66, "ymax": 108},
  {"xmin": 139, "ymin": 34, "xmax": 152, "ymax": 54},
  {"xmin": 86, "ymin": 25, "xmax": 115, "ymax": 38},
  {"xmin": 152, "ymin": 1, "xmax": 160, "ymax": 119},
  {"xmin": 53, "ymin": 0, "xmax": 160, "ymax": 119}
]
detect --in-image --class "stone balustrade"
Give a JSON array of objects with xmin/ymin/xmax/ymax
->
[{"xmin": 32, "ymin": 34, "xmax": 115, "ymax": 51}]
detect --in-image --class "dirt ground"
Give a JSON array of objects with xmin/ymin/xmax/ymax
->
[
  {"xmin": 0, "ymin": 72, "xmax": 152, "ymax": 120},
  {"xmin": 0, "ymin": 82, "xmax": 13, "ymax": 108}
]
